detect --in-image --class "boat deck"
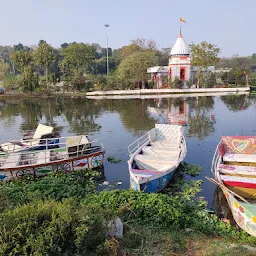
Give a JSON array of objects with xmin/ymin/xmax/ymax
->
[{"xmin": 134, "ymin": 140, "xmax": 181, "ymax": 172}]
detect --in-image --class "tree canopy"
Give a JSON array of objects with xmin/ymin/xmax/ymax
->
[{"xmin": 189, "ymin": 41, "xmax": 220, "ymax": 87}]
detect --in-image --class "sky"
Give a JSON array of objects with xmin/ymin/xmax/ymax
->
[{"xmin": 0, "ymin": 0, "xmax": 255, "ymax": 57}]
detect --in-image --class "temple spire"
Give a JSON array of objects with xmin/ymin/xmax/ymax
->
[{"xmin": 179, "ymin": 27, "xmax": 182, "ymax": 38}]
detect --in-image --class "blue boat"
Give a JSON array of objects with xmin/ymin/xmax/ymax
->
[{"xmin": 128, "ymin": 124, "xmax": 187, "ymax": 192}]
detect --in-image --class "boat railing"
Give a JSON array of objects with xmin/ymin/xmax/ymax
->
[
  {"xmin": 1, "ymin": 134, "xmax": 96, "ymax": 153},
  {"xmin": 0, "ymin": 136, "xmax": 103, "ymax": 169},
  {"xmin": 178, "ymin": 134, "xmax": 187, "ymax": 162},
  {"xmin": 128, "ymin": 132, "xmax": 150, "ymax": 156},
  {"xmin": 211, "ymin": 140, "xmax": 221, "ymax": 177}
]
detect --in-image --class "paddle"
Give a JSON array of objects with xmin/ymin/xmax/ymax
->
[{"xmin": 206, "ymin": 176, "xmax": 249, "ymax": 204}]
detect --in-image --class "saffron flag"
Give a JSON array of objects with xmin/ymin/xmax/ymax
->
[{"xmin": 180, "ymin": 18, "xmax": 186, "ymax": 23}]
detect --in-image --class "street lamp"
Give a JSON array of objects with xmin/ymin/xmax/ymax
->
[{"xmin": 104, "ymin": 24, "xmax": 109, "ymax": 75}]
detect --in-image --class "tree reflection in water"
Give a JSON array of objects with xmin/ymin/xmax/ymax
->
[{"xmin": 220, "ymin": 95, "xmax": 251, "ymax": 112}]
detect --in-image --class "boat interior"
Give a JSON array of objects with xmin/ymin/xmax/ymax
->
[
  {"xmin": 129, "ymin": 124, "xmax": 185, "ymax": 173},
  {"xmin": 216, "ymin": 136, "xmax": 256, "ymax": 200}
]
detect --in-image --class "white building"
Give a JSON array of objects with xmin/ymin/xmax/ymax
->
[
  {"xmin": 169, "ymin": 30, "xmax": 191, "ymax": 81},
  {"xmin": 147, "ymin": 29, "xmax": 215, "ymax": 87}
]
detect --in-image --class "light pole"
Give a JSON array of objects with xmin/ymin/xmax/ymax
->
[{"xmin": 104, "ymin": 24, "xmax": 109, "ymax": 75}]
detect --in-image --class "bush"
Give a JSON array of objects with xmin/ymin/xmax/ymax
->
[
  {"xmin": 0, "ymin": 199, "xmax": 111, "ymax": 255},
  {"xmin": 0, "ymin": 170, "xmax": 97, "ymax": 212}
]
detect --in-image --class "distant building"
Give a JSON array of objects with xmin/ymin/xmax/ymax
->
[
  {"xmin": 169, "ymin": 29, "xmax": 191, "ymax": 81},
  {"xmin": 147, "ymin": 29, "xmax": 215, "ymax": 87}
]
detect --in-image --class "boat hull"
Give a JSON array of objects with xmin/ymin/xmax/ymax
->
[
  {"xmin": 222, "ymin": 188, "xmax": 256, "ymax": 237},
  {"xmin": 130, "ymin": 167, "xmax": 176, "ymax": 192},
  {"xmin": 0, "ymin": 150, "xmax": 104, "ymax": 181}
]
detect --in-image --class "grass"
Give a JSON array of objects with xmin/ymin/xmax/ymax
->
[{"xmin": 118, "ymin": 224, "xmax": 256, "ymax": 256}]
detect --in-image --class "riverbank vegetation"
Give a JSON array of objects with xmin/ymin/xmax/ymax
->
[
  {"xmin": 1, "ymin": 164, "xmax": 256, "ymax": 255},
  {"xmin": 0, "ymin": 38, "xmax": 255, "ymax": 94}
]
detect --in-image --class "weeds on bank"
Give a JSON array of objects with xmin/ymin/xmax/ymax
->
[{"xmin": 1, "ymin": 164, "xmax": 256, "ymax": 255}]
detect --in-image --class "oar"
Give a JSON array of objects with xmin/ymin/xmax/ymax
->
[{"xmin": 206, "ymin": 176, "xmax": 249, "ymax": 204}]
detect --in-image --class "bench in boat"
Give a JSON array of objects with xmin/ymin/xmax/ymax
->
[
  {"xmin": 134, "ymin": 154, "xmax": 178, "ymax": 172},
  {"xmin": 142, "ymin": 146, "xmax": 180, "ymax": 157},
  {"xmin": 219, "ymin": 136, "xmax": 256, "ymax": 164},
  {"xmin": 219, "ymin": 164, "xmax": 256, "ymax": 176},
  {"xmin": 223, "ymin": 153, "xmax": 256, "ymax": 163},
  {"xmin": 221, "ymin": 175, "xmax": 256, "ymax": 189}
]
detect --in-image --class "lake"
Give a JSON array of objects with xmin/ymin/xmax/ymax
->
[{"xmin": 0, "ymin": 93, "xmax": 255, "ymax": 206}]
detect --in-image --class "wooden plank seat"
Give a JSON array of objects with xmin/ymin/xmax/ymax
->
[
  {"xmin": 221, "ymin": 175, "xmax": 256, "ymax": 189},
  {"xmin": 142, "ymin": 146, "xmax": 180, "ymax": 157},
  {"xmin": 134, "ymin": 154, "xmax": 177, "ymax": 172},
  {"xmin": 223, "ymin": 153, "xmax": 256, "ymax": 163},
  {"xmin": 36, "ymin": 151, "xmax": 51, "ymax": 165},
  {"xmin": 151, "ymin": 139, "xmax": 180, "ymax": 148},
  {"xmin": 219, "ymin": 164, "xmax": 256, "ymax": 176},
  {"xmin": 3, "ymin": 154, "xmax": 21, "ymax": 168}
]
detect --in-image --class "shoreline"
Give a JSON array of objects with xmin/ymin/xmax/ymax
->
[
  {"xmin": 0, "ymin": 87, "xmax": 250, "ymax": 99},
  {"xmin": 86, "ymin": 87, "xmax": 250, "ymax": 96}
]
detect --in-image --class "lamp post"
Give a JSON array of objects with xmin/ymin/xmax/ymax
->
[{"xmin": 104, "ymin": 24, "xmax": 109, "ymax": 75}]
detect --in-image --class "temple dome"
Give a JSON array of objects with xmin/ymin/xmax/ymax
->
[{"xmin": 170, "ymin": 34, "xmax": 190, "ymax": 56}]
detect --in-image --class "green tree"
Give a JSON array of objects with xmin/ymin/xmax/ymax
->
[
  {"xmin": 120, "ymin": 43, "xmax": 142, "ymax": 60},
  {"xmin": 59, "ymin": 43, "xmax": 97, "ymax": 90},
  {"xmin": 10, "ymin": 50, "xmax": 33, "ymax": 73},
  {"xmin": 10, "ymin": 50, "xmax": 38, "ymax": 92},
  {"xmin": 189, "ymin": 41, "xmax": 220, "ymax": 88},
  {"xmin": 34, "ymin": 42, "xmax": 55, "ymax": 90},
  {"xmin": 0, "ymin": 59, "xmax": 10, "ymax": 81},
  {"xmin": 200, "ymin": 72, "xmax": 216, "ymax": 88},
  {"xmin": 117, "ymin": 51, "xmax": 158, "ymax": 83}
]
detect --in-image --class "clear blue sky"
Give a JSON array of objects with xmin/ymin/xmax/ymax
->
[{"xmin": 1, "ymin": 0, "xmax": 255, "ymax": 57}]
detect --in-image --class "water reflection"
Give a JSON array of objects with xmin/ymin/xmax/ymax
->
[{"xmin": 220, "ymin": 94, "xmax": 251, "ymax": 112}]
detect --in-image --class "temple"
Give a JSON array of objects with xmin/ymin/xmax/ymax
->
[
  {"xmin": 147, "ymin": 29, "xmax": 215, "ymax": 88},
  {"xmin": 169, "ymin": 28, "xmax": 191, "ymax": 81}
]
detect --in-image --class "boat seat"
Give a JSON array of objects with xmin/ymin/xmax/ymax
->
[
  {"xmin": 223, "ymin": 153, "xmax": 256, "ymax": 163},
  {"xmin": 219, "ymin": 164, "xmax": 256, "ymax": 176},
  {"xmin": 151, "ymin": 139, "xmax": 180, "ymax": 148},
  {"xmin": 221, "ymin": 175, "xmax": 256, "ymax": 189},
  {"xmin": 0, "ymin": 142, "xmax": 24, "ymax": 152},
  {"xmin": 134, "ymin": 154, "xmax": 178, "ymax": 172},
  {"xmin": 142, "ymin": 146, "xmax": 180, "ymax": 157},
  {"xmin": 36, "ymin": 151, "xmax": 51, "ymax": 165},
  {"xmin": 3, "ymin": 154, "xmax": 21, "ymax": 168}
]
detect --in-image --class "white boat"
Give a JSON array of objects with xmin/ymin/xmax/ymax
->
[
  {"xmin": 0, "ymin": 135, "xmax": 104, "ymax": 181},
  {"xmin": 128, "ymin": 124, "xmax": 187, "ymax": 192},
  {"xmin": 0, "ymin": 124, "xmax": 59, "ymax": 152}
]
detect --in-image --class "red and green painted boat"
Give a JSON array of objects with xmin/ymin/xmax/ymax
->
[
  {"xmin": 0, "ymin": 135, "xmax": 104, "ymax": 181},
  {"xmin": 212, "ymin": 136, "xmax": 256, "ymax": 237}
]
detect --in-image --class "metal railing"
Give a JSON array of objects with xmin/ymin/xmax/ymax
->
[
  {"xmin": 0, "ymin": 135, "xmax": 103, "ymax": 170},
  {"xmin": 128, "ymin": 132, "xmax": 150, "ymax": 156},
  {"xmin": 211, "ymin": 140, "xmax": 221, "ymax": 177},
  {"xmin": 178, "ymin": 135, "xmax": 187, "ymax": 162}
]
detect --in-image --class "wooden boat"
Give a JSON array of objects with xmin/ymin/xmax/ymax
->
[
  {"xmin": 128, "ymin": 124, "xmax": 186, "ymax": 192},
  {"xmin": 0, "ymin": 124, "xmax": 59, "ymax": 153},
  {"xmin": 211, "ymin": 136, "xmax": 256, "ymax": 237},
  {"xmin": 0, "ymin": 135, "xmax": 104, "ymax": 181}
]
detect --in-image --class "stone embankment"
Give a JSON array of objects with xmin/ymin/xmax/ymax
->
[{"xmin": 86, "ymin": 87, "xmax": 250, "ymax": 96}]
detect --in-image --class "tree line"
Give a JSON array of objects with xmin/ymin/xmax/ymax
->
[
  {"xmin": 0, "ymin": 38, "xmax": 254, "ymax": 92},
  {"xmin": 0, "ymin": 39, "xmax": 170, "ymax": 92}
]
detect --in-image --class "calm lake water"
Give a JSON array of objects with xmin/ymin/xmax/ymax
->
[{"xmin": 0, "ymin": 93, "xmax": 256, "ymax": 206}]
